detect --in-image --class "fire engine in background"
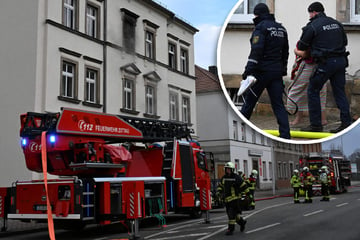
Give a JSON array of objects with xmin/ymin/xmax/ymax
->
[
  {"xmin": 299, "ymin": 152, "xmax": 351, "ymax": 195},
  {"xmin": 0, "ymin": 108, "xmax": 213, "ymax": 239}
]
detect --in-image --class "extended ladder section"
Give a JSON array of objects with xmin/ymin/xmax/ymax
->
[{"xmin": 20, "ymin": 108, "xmax": 192, "ymax": 143}]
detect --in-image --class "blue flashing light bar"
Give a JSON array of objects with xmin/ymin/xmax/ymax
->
[{"xmin": 49, "ymin": 135, "xmax": 56, "ymax": 143}]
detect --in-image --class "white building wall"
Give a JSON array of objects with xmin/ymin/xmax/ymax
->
[
  {"xmin": 0, "ymin": 1, "xmax": 40, "ymax": 185},
  {"xmin": 0, "ymin": 0, "xmax": 197, "ymax": 187}
]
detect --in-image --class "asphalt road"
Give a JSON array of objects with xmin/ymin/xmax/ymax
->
[{"xmin": 1, "ymin": 186, "xmax": 360, "ymax": 240}]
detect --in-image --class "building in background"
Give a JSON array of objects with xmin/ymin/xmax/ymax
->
[
  {"xmin": 195, "ymin": 65, "xmax": 304, "ymax": 189},
  {"xmin": 0, "ymin": 0, "xmax": 198, "ymax": 186}
]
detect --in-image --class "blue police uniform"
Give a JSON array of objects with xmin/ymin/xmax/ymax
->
[
  {"xmin": 298, "ymin": 5, "xmax": 351, "ymax": 132},
  {"xmin": 241, "ymin": 3, "xmax": 290, "ymax": 139}
]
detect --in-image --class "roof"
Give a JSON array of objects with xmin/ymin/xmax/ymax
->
[{"xmin": 195, "ymin": 65, "xmax": 222, "ymax": 93}]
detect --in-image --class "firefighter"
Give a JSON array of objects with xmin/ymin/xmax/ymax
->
[
  {"xmin": 247, "ymin": 169, "xmax": 258, "ymax": 209},
  {"xmin": 320, "ymin": 166, "xmax": 331, "ymax": 201},
  {"xmin": 290, "ymin": 169, "xmax": 301, "ymax": 203},
  {"xmin": 217, "ymin": 162, "xmax": 248, "ymax": 235},
  {"xmin": 302, "ymin": 167, "xmax": 315, "ymax": 203}
]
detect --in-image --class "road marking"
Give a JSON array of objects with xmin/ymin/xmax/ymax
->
[
  {"xmin": 149, "ymin": 233, "xmax": 209, "ymax": 240},
  {"xmin": 304, "ymin": 210, "xmax": 324, "ymax": 217},
  {"xmin": 336, "ymin": 202, "xmax": 349, "ymax": 207},
  {"xmin": 245, "ymin": 223, "xmax": 281, "ymax": 234},
  {"xmin": 206, "ymin": 225, "xmax": 226, "ymax": 229},
  {"xmin": 198, "ymin": 226, "xmax": 228, "ymax": 240},
  {"xmin": 244, "ymin": 202, "xmax": 292, "ymax": 219}
]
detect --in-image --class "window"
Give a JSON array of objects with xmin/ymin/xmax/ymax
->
[
  {"xmin": 145, "ymin": 31, "xmax": 155, "ymax": 59},
  {"xmin": 122, "ymin": 9, "xmax": 138, "ymax": 53},
  {"xmin": 63, "ymin": 0, "xmax": 77, "ymax": 29},
  {"xmin": 86, "ymin": 4, "xmax": 99, "ymax": 38},
  {"xmin": 269, "ymin": 162, "xmax": 273, "ymax": 180},
  {"xmin": 241, "ymin": 123, "xmax": 246, "ymax": 141},
  {"xmin": 182, "ymin": 96, "xmax": 190, "ymax": 123},
  {"xmin": 61, "ymin": 60, "xmax": 77, "ymax": 98},
  {"xmin": 123, "ymin": 78, "xmax": 134, "ymax": 110},
  {"xmin": 169, "ymin": 92, "xmax": 179, "ymax": 121},
  {"xmin": 262, "ymin": 161, "xmax": 267, "ymax": 179},
  {"xmin": 351, "ymin": 0, "xmax": 360, "ymax": 23},
  {"xmin": 180, "ymin": 48, "xmax": 189, "ymax": 74},
  {"xmin": 230, "ymin": 0, "xmax": 266, "ymax": 23},
  {"xmin": 168, "ymin": 42, "xmax": 177, "ymax": 69},
  {"xmin": 243, "ymin": 160, "xmax": 248, "ymax": 177},
  {"xmin": 252, "ymin": 129, "xmax": 256, "ymax": 144},
  {"xmin": 85, "ymin": 68, "xmax": 99, "ymax": 103},
  {"xmin": 145, "ymin": 85, "xmax": 155, "ymax": 115},
  {"xmin": 233, "ymin": 121, "xmax": 238, "ymax": 140}
]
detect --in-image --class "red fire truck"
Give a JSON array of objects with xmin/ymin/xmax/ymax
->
[
  {"xmin": 0, "ymin": 108, "xmax": 213, "ymax": 239},
  {"xmin": 299, "ymin": 152, "xmax": 351, "ymax": 195}
]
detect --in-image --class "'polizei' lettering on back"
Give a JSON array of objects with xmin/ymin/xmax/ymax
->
[
  {"xmin": 323, "ymin": 23, "xmax": 339, "ymax": 31},
  {"xmin": 268, "ymin": 27, "xmax": 285, "ymax": 38}
]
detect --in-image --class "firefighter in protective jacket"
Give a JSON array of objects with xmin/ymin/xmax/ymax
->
[
  {"xmin": 302, "ymin": 167, "xmax": 315, "ymax": 203},
  {"xmin": 290, "ymin": 169, "xmax": 301, "ymax": 203},
  {"xmin": 320, "ymin": 166, "xmax": 331, "ymax": 201},
  {"xmin": 217, "ymin": 162, "xmax": 248, "ymax": 235},
  {"xmin": 247, "ymin": 169, "xmax": 258, "ymax": 209}
]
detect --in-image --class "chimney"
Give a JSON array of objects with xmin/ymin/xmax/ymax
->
[{"xmin": 208, "ymin": 66, "xmax": 218, "ymax": 76}]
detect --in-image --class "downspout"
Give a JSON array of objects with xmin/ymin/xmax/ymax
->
[{"xmin": 102, "ymin": 0, "xmax": 107, "ymax": 113}]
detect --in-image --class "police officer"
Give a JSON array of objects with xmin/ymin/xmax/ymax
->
[
  {"xmin": 241, "ymin": 3, "xmax": 290, "ymax": 139},
  {"xmin": 298, "ymin": 2, "xmax": 352, "ymax": 133},
  {"xmin": 290, "ymin": 169, "xmax": 301, "ymax": 203},
  {"xmin": 320, "ymin": 166, "xmax": 331, "ymax": 201},
  {"xmin": 216, "ymin": 162, "xmax": 248, "ymax": 235}
]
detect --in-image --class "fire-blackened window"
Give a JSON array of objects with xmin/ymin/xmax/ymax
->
[{"xmin": 121, "ymin": 8, "xmax": 139, "ymax": 53}]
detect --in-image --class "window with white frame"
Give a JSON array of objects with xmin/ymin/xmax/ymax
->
[
  {"xmin": 182, "ymin": 96, "xmax": 190, "ymax": 123},
  {"xmin": 241, "ymin": 123, "xmax": 246, "ymax": 141},
  {"xmin": 262, "ymin": 161, "xmax": 267, "ymax": 179},
  {"xmin": 180, "ymin": 48, "xmax": 189, "ymax": 74},
  {"xmin": 145, "ymin": 31, "xmax": 155, "ymax": 59},
  {"xmin": 61, "ymin": 60, "xmax": 77, "ymax": 98},
  {"xmin": 269, "ymin": 162, "xmax": 273, "ymax": 180},
  {"xmin": 230, "ymin": 0, "xmax": 266, "ymax": 23},
  {"xmin": 233, "ymin": 120, "xmax": 238, "ymax": 140},
  {"xmin": 168, "ymin": 42, "xmax": 177, "ymax": 69},
  {"xmin": 169, "ymin": 92, "xmax": 179, "ymax": 121},
  {"xmin": 123, "ymin": 78, "xmax": 134, "ymax": 110},
  {"xmin": 86, "ymin": 3, "xmax": 98, "ymax": 38},
  {"xmin": 63, "ymin": 0, "xmax": 77, "ymax": 29},
  {"xmin": 145, "ymin": 85, "xmax": 156, "ymax": 115},
  {"xmin": 243, "ymin": 160, "xmax": 249, "ymax": 177},
  {"xmin": 85, "ymin": 67, "xmax": 98, "ymax": 103},
  {"xmin": 351, "ymin": 0, "xmax": 360, "ymax": 23}
]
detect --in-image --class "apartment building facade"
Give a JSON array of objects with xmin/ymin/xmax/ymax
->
[{"xmin": 0, "ymin": 0, "xmax": 198, "ymax": 186}]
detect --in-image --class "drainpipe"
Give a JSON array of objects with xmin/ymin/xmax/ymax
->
[{"xmin": 102, "ymin": 0, "xmax": 107, "ymax": 113}]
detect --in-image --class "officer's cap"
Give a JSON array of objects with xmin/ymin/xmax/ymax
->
[
  {"xmin": 308, "ymin": 2, "xmax": 324, "ymax": 13},
  {"xmin": 253, "ymin": 3, "xmax": 270, "ymax": 16}
]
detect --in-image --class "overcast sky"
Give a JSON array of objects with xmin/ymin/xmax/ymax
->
[{"xmin": 157, "ymin": 0, "xmax": 360, "ymax": 156}]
